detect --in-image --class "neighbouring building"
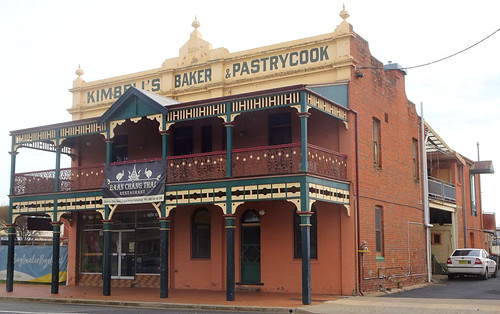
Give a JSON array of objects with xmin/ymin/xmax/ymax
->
[
  {"xmin": 5, "ymin": 7, "xmax": 491, "ymax": 303},
  {"xmin": 425, "ymin": 123, "xmax": 494, "ymax": 270}
]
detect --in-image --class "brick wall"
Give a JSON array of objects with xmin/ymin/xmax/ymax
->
[{"xmin": 349, "ymin": 33, "xmax": 427, "ymax": 292}]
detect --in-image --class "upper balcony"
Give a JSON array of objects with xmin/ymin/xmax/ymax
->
[
  {"xmin": 428, "ymin": 176, "xmax": 456, "ymax": 203},
  {"xmin": 10, "ymin": 85, "xmax": 350, "ymax": 197},
  {"xmin": 13, "ymin": 143, "xmax": 347, "ymax": 196}
]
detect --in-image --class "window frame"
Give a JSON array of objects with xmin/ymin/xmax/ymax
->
[
  {"xmin": 372, "ymin": 118, "xmax": 382, "ymax": 167},
  {"xmin": 191, "ymin": 207, "xmax": 211, "ymax": 259},
  {"xmin": 375, "ymin": 206, "xmax": 384, "ymax": 256},
  {"xmin": 112, "ymin": 134, "xmax": 128, "ymax": 162},
  {"xmin": 470, "ymin": 174, "xmax": 477, "ymax": 216},
  {"xmin": 201, "ymin": 125, "xmax": 212, "ymax": 153},
  {"xmin": 268, "ymin": 112, "xmax": 292, "ymax": 146},
  {"xmin": 173, "ymin": 126, "xmax": 193, "ymax": 156},
  {"xmin": 412, "ymin": 138, "xmax": 419, "ymax": 180},
  {"xmin": 431, "ymin": 232, "xmax": 442, "ymax": 245}
]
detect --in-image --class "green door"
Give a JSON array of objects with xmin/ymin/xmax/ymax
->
[{"xmin": 241, "ymin": 210, "xmax": 261, "ymax": 284}]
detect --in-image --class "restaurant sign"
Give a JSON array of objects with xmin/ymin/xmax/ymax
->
[{"xmin": 102, "ymin": 161, "xmax": 166, "ymax": 205}]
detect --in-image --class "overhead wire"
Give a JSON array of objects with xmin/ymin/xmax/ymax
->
[{"xmin": 358, "ymin": 27, "xmax": 500, "ymax": 71}]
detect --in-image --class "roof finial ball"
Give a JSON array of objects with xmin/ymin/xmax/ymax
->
[
  {"xmin": 339, "ymin": 4, "xmax": 349, "ymax": 21},
  {"xmin": 192, "ymin": 15, "xmax": 200, "ymax": 30},
  {"xmin": 75, "ymin": 64, "xmax": 84, "ymax": 77}
]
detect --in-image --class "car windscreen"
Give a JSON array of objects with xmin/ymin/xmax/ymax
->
[{"xmin": 452, "ymin": 250, "xmax": 480, "ymax": 257}]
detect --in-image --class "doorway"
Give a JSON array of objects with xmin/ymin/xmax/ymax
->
[
  {"xmin": 241, "ymin": 210, "xmax": 261, "ymax": 284},
  {"xmin": 111, "ymin": 230, "xmax": 135, "ymax": 279}
]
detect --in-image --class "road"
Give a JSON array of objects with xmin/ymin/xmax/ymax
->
[
  {"xmin": 382, "ymin": 275, "xmax": 500, "ymax": 300},
  {"xmin": 0, "ymin": 300, "xmax": 258, "ymax": 314},
  {"xmin": 304, "ymin": 275, "xmax": 500, "ymax": 313}
]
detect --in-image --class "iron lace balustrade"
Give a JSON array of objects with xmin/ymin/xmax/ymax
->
[
  {"xmin": 232, "ymin": 143, "xmax": 301, "ymax": 178},
  {"xmin": 428, "ymin": 176, "xmax": 456, "ymax": 203},
  {"xmin": 13, "ymin": 144, "xmax": 348, "ymax": 195},
  {"xmin": 167, "ymin": 151, "xmax": 227, "ymax": 183},
  {"xmin": 13, "ymin": 164, "xmax": 106, "ymax": 195},
  {"xmin": 307, "ymin": 144, "xmax": 347, "ymax": 180}
]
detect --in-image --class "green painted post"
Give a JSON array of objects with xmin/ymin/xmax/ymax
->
[
  {"xmin": 159, "ymin": 214, "xmax": 170, "ymax": 298},
  {"xmin": 299, "ymin": 178, "xmax": 311, "ymax": 305},
  {"xmin": 54, "ymin": 146, "xmax": 61, "ymax": 192},
  {"xmin": 161, "ymin": 131, "xmax": 169, "ymax": 161},
  {"xmin": 299, "ymin": 213, "xmax": 312, "ymax": 305},
  {"xmin": 50, "ymin": 222, "xmax": 62, "ymax": 294},
  {"xmin": 102, "ymin": 218, "xmax": 112, "ymax": 296},
  {"xmin": 7, "ymin": 142, "xmax": 18, "ymax": 292},
  {"xmin": 6, "ymin": 224, "xmax": 17, "ymax": 292},
  {"xmin": 9, "ymin": 150, "xmax": 18, "ymax": 196},
  {"xmin": 225, "ymin": 214, "xmax": 236, "ymax": 301},
  {"xmin": 299, "ymin": 93, "xmax": 310, "ymax": 172},
  {"xmin": 225, "ymin": 102, "xmax": 233, "ymax": 178},
  {"xmin": 103, "ymin": 127, "xmax": 113, "ymax": 296}
]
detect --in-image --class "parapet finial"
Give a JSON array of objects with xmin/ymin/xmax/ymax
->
[
  {"xmin": 75, "ymin": 64, "xmax": 84, "ymax": 77},
  {"xmin": 192, "ymin": 15, "xmax": 200, "ymax": 30},
  {"xmin": 339, "ymin": 4, "xmax": 349, "ymax": 21}
]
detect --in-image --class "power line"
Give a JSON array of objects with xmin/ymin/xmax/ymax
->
[{"xmin": 358, "ymin": 27, "xmax": 500, "ymax": 71}]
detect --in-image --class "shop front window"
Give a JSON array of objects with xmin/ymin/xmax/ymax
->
[
  {"xmin": 79, "ymin": 210, "xmax": 160, "ymax": 275},
  {"xmin": 136, "ymin": 228, "xmax": 160, "ymax": 274},
  {"xmin": 81, "ymin": 229, "xmax": 103, "ymax": 273}
]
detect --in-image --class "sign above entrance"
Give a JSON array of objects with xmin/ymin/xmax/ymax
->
[{"xmin": 102, "ymin": 161, "xmax": 166, "ymax": 205}]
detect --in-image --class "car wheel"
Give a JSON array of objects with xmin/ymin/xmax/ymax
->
[
  {"xmin": 448, "ymin": 274, "xmax": 455, "ymax": 280},
  {"xmin": 493, "ymin": 268, "xmax": 497, "ymax": 278},
  {"xmin": 482, "ymin": 269, "xmax": 488, "ymax": 280}
]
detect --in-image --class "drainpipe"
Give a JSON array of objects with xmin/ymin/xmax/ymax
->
[
  {"xmin": 462, "ymin": 167, "xmax": 467, "ymax": 247},
  {"xmin": 349, "ymin": 109, "xmax": 362, "ymax": 294},
  {"xmin": 420, "ymin": 103, "xmax": 432, "ymax": 283}
]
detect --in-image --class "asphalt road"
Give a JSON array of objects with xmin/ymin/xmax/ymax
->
[
  {"xmin": 382, "ymin": 275, "xmax": 500, "ymax": 300},
  {"xmin": 0, "ymin": 300, "xmax": 258, "ymax": 314}
]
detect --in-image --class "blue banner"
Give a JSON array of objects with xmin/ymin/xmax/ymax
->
[{"xmin": 0, "ymin": 246, "xmax": 68, "ymax": 283}]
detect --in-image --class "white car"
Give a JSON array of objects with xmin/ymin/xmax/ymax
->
[{"xmin": 447, "ymin": 248, "xmax": 497, "ymax": 280}]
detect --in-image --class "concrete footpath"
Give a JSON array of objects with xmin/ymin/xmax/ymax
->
[{"xmin": 1, "ymin": 280, "xmax": 500, "ymax": 313}]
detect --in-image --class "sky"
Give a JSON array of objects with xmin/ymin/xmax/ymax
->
[{"xmin": 0, "ymin": 1, "xmax": 499, "ymax": 220}]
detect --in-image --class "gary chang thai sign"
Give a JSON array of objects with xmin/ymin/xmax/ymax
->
[{"xmin": 102, "ymin": 161, "xmax": 166, "ymax": 205}]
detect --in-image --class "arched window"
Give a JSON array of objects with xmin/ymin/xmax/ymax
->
[
  {"xmin": 192, "ymin": 208, "xmax": 211, "ymax": 258},
  {"xmin": 294, "ymin": 206, "xmax": 317, "ymax": 259}
]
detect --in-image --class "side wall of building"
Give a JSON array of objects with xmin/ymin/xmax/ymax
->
[{"xmin": 349, "ymin": 33, "xmax": 427, "ymax": 291}]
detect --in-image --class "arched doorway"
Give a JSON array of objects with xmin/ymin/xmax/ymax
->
[{"xmin": 241, "ymin": 209, "xmax": 261, "ymax": 284}]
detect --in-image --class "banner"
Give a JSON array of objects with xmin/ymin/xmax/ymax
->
[
  {"xmin": 0, "ymin": 246, "xmax": 68, "ymax": 283},
  {"xmin": 102, "ymin": 160, "xmax": 166, "ymax": 205}
]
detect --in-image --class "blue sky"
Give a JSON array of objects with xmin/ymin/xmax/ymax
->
[{"xmin": 1, "ymin": 0, "xmax": 499, "ymax": 220}]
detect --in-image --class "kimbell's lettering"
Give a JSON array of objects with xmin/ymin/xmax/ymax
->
[
  {"xmin": 102, "ymin": 160, "xmax": 166, "ymax": 205},
  {"xmin": 228, "ymin": 46, "xmax": 329, "ymax": 78},
  {"xmin": 87, "ymin": 78, "xmax": 160, "ymax": 104}
]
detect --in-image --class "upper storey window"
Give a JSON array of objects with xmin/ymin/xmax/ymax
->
[
  {"xmin": 112, "ymin": 135, "xmax": 128, "ymax": 162},
  {"xmin": 173, "ymin": 126, "xmax": 193, "ymax": 156},
  {"xmin": 373, "ymin": 117, "xmax": 381, "ymax": 167},
  {"xmin": 268, "ymin": 112, "xmax": 291, "ymax": 146}
]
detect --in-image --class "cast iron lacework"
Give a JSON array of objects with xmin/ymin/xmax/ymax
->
[
  {"xmin": 232, "ymin": 144, "xmax": 301, "ymax": 177},
  {"xmin": 168, "ymin": 152, "xmax": 226, "ymax": 183},
  {"xmin": 232, "ymin": 92, "xmax": 300, "ymax": 112}
]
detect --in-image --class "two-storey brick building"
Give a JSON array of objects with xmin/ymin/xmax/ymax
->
[
  {"xmin": 5, "ymin": 7, "xmax": 488, "ymax": 303},
  {"xmin": 425, "ymin": 123, "xmax": 493, "ymax": 271}
]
